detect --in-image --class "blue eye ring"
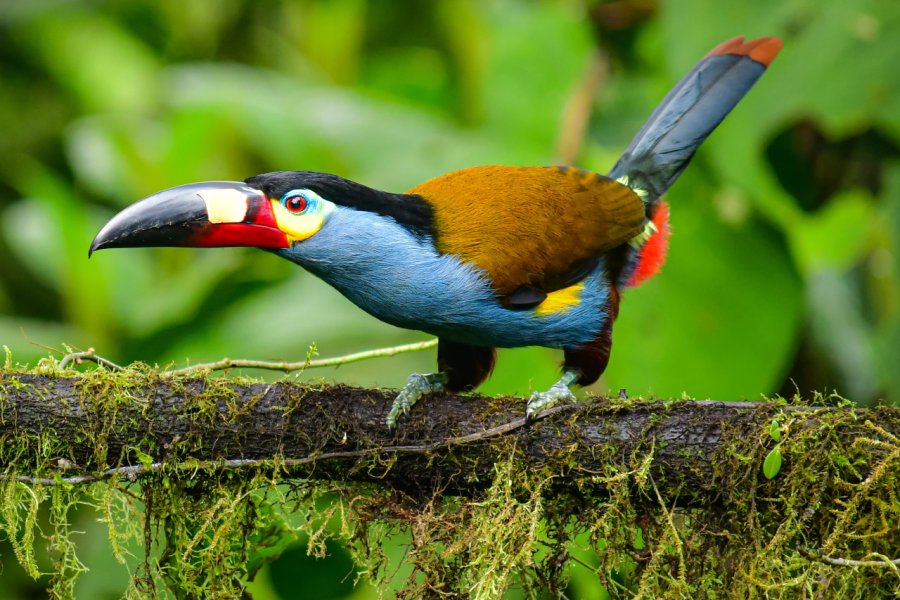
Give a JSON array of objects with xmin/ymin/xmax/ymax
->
[{"xmin": 281, "ymin": 189, "xmax": 313, "ymax": 215}]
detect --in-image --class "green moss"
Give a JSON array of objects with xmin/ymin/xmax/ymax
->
[{"xmin": 0, "ymin": 363, "xmax": 898, "ymax": 598}]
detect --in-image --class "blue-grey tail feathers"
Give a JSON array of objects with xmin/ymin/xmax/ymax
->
[{"xmin": 608, "ymin": 36, "xmax": 782, "ymax": 202}]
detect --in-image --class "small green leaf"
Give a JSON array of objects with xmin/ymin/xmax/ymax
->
[
  {"xmin": 133, "ymin": 447, "xmax": 154, "ymax": 468},
  {"xmin": 633, "ymin": 526, "xmax": 645, "ymax": 550},
  {"xmin": 769, "ymin": 418, "xmax": 782, "ymax": 442},
  {"xmin": 763, "ymin": 444, "xmax": 783, "ymax": 479}
]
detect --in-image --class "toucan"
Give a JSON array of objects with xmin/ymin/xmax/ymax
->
[{"xmin": 90, "ymin": 36, "xmax": 782, "ymax": 428}]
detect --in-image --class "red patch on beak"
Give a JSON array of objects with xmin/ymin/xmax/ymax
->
[
  {"xmin": 193, "ymin": 196, "xmax": 289, "ymax": 248},
  {"xmin": 193, "ymin": 223, "xmax": 289, "ymax": 248}
]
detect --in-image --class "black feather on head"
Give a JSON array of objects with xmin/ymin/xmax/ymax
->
[{"xmin": 245, "ymin": 171, "xmax": 434, "ymax": 237}]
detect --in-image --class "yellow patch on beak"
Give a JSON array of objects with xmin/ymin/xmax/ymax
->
[
  {"xmin": 199, "ymin": 189, "xmax": 249, "ymax": 224},
  {"xmin": 535, "ymin": 282, "xmax": 585, "ymax": 316},
  {"xmin": 270, "ymin": 200, "xmax": 330, "ymax": 242}
]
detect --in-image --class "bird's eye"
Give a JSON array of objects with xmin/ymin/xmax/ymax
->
[{"xmin": 284, "ymin": 194, "xmax": 308, "ymax": 214}]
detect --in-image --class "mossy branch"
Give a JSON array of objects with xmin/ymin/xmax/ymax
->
[
  {"xmin": 1, "ymin": 366, "xmax": 899, "ymax": 598},
  {"xmin": 0, "ymin": 367, "xmax": 896, "ymax": 501}
]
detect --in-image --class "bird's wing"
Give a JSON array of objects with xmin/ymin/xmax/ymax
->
[{"xmin": 407, "ymin": 166, "xmax": 645, "ymax": 301}]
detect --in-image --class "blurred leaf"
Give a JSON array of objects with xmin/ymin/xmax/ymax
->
[
  {"xmin": 163, "ymin": 63, "xmax": 500, "ymax": 190},
  {"xmin": 268, "ymin": 537, "xmax": 358, "ymax": 600},
  {"xmin": 770, "ymin": 0, "xmax": 900, "ymax": 136},
  {"xmin": 698, "ymin": 0, "xmax": 900, "ymax": 229},
  {"xmin": 606, "ymin": 173, "xmax": 803, "ymax": 399},
  {"xmin": 482, "ymin": 1, "xmax": 592, "ymax": 159},
  {"xmin": 115, "ymin": 251, "xmax": 250, "ymax": 339},
  {"xmin": 480, "ymin": 347, "xmax": 561, "ymax": 397},
  {"xmin": 65, "ymin": 115, "xmax": 167, "ymax": 202},
  {"xmin": 434, "ymin": 0, "xmax": 487, "ymax": 124},
  {"xmin": 362, "ymin": 46, "xmax": 450, "ymax": 108},
  {"xmin": 157, "ymin": 0, "xmax": 245, "ymax": 59},
  {"xmin": 0, "ymin": 1, "xmax": 69, "ymax": 23},
  {"xmin": 3, "ymin": 199, "xmax": 65, "ymax": 290},
  {"xmin": 663, "ymin": 0, "xmax": 900, "ymax": 137},
  {"xmin": 791, "ymin": 190, "xmax": 876, "ymax": 272},
  {"xmin": 162, "ymin": 106, "xmax": 247, "ymax": 183},
  {"xmin": 565, "ymin": 530, "xmax": 611, "ymax": 600},
  {"xmin": 873, "ymin": 165, "xmax": 900, "ymax": 402},
  {"xmin": 5, "ymin": 161, "xmax": 117, "ymax": 349},
  {"xmin": 0, "ymin": 317, "xmax": 83, "ymax": 364},
  {"xmin": 73, "ymin": 508, "xmax": 133, "ymax": 600},
  {"xmin": 876, "ymin": 320, "xmax": 900, "ymax": 402},
  {"xmin": 295, "ymin": 0, "xmax": 366, "ymax": 84},
  {"xmin": 807, "ymin": 269, "xmax": 878, "ymax": 401},
  {"xmin": 660, "ymin": 0, "xmax": 789, "ymax": 75},
  {"xmin": 20, "ymin": 10, "xmax": 160, "ymax": 113}
]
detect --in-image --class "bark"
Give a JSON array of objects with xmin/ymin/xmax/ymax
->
[{"xmin": 1, "ymin": 371, "xmax": 898, "ymax": 503}]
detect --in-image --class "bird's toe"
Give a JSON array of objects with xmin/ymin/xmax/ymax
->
[
  {"xmin": 386, "ymin": 372, "xmax": 447, "ymax": 430},
  {"xmin": 526, "ymin": 384, "xmax": 577, "ymax": 421}
]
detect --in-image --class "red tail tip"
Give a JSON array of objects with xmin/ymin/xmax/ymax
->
[{"xmin": 706, "ymin": 36, "xmax": 782, "ymax": 67}]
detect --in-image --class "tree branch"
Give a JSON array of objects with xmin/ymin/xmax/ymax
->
[
  {"xmin": 2, "ymin": 369, "xmax": 898, "ymax": 504},
  {"xmin": 56, "ymin": 339, "xmax": 439, "ymax": 376}
]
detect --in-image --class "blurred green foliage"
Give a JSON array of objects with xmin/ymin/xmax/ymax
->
[{"xmin": 0, "ymin": 0, "xmax": 898, "ymax": 597}]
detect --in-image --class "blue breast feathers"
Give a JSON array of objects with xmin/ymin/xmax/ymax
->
[{"xmin": 276, "ymin": 206, "xmax": 610, "ymax": 348}]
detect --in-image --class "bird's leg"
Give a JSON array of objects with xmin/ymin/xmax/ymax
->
[
  {"xmin": 387, "ymin": 372, "xmax": 449, "ymax": 430},
  {"xmin": 526, "ymin": 370, "xmax": 579, "ymax": 420},
  {"xmin": 528, "ymin": 290, "xmax": 619, "ymax": 420}
]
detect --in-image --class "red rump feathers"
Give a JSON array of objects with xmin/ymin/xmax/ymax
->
[{"xmin": 627, "ymin": 202, "xmax": 671, "ymax": 287}]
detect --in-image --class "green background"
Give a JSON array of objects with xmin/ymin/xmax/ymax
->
[{"xmin": 0, "ymin": 0, "xmax": 898, "ymax": 597}]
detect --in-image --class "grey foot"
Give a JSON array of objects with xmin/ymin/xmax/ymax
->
[
  {"xmin": 525, "ymin": 370, "xmax": 579, "ymax": 420},
  {"xmin": 386, "ymin": 372, "xmax": 447, "ymax": 430}
]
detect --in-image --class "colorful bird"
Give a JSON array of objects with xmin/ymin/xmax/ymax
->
[{"xmin": 90, "ymin": 36, "xmax": 781, "ymax": 428}]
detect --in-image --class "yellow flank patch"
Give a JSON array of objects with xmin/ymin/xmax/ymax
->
[
  {"xmin": 199, "ymin": 189, "xmax": 249, "ymax": 224},
  {"xmin": 535, "ymin": 282, "xmax": 584, "ymax": 316}
]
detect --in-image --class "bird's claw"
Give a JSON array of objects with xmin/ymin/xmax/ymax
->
[
  {"xmin": 386, "ymin": 372, "xmax": 446, "ymax": 430},
  {"xmin": 526, "ymin": 383, "xmax": 576, "ymax": 421}
]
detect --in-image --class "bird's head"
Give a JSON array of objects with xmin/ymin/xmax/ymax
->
[
  {"xmin": 89, "ymin": 173, "xmax": 340, "ymax": 255},
  {"xmin": 89, "ymin": 171, "xmax": 432, "ymax": 256}
]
